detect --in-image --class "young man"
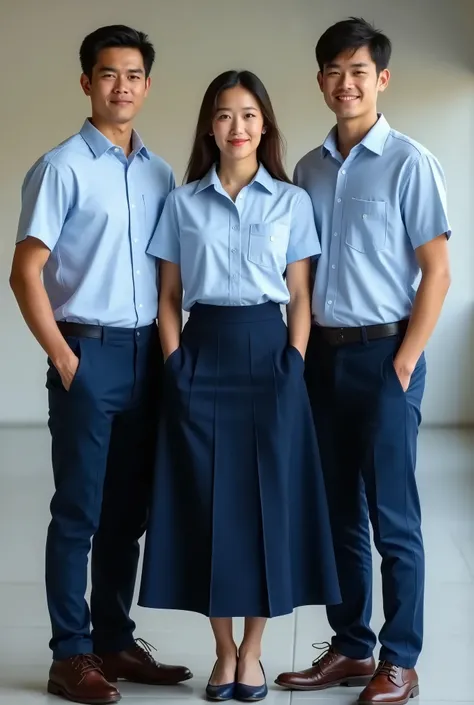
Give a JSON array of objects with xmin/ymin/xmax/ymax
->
[
  {"xmin": 275, "ymin": 17, "xmax": 450, "ymax": 705},
  {"xmin": 10, "ymin": 25, "xmax": 191, "ymax": 705}
]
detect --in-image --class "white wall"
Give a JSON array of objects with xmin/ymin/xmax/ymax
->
[{"xmin": 1, "ymin": 0, "xmax": 473, "ymax": 425}]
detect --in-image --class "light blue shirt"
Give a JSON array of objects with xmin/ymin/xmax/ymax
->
[
  {"xmin": 294, "ymin": 114, "xmax": 451, "ymax": 327},
  {"xmin": 16, "ymin": 119, "xmax": 174, "ymax": 328},
  {"xmin": 147, "ymin": 164, "xmax": 320, "ymax": 311}
]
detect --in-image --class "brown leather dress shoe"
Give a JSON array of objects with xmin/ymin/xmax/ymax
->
[
  {"xmin": 275, "ymin": 643, "xmax": 375, "ymax": 691},
  {"xmin": 47, "ymin": 654, "xmax": 121, "ymax": 704},
  {"xmin": 99, "ymin": 638, "xmax": 193, "ymax": 686},
  {"xmin": 358, "ymin": 661, "xmax": 419, "ymax": 704}
]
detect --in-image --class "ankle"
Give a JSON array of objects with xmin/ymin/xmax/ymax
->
[
  {"xmin": 216, "ymin": 645, "xmax": 238, "ymax": 660},
  {"xmin": 238, "ymin": 644, "xmax": 262, "ymax": 660}
]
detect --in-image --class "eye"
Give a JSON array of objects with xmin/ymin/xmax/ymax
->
[
  {"xmin": 245, "ymin": 113, "xmax": 257, "ymax": 119},
  {"xmin": 217, "ymin": 114, "xmax": 230, "ymax": 120},
  {"xmin": 354, "ymin": 71, "xmax": 366, "ymax": 76},
  {"xmin": 129, "ymin": 75, "xmax": 140, "ymax": 80}
]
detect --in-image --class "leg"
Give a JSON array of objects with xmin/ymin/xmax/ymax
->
[
  {"xmin": 306, "ymin": 333, "xmax": 376, "ymax": 659},
  {"xmin": 46, "ymin": 339, "xmax": 113, "ymax": 660},
  {"xmin": 90, "ymin": 402, "xmax": 157, "ymax": 653},
  {"xmin": 238, "ymin": 618, "xmax": 267, "ymax": 686},
  {"xmin": 363, "ymin": 352, "xmax": 426, "ymax": 668},
  {"xmin": 209, "ymin": 618, "xmax": 238, "ymax": 685}
]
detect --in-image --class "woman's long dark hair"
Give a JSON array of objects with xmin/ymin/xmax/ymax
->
[{"xmin": 184, "ymin": 70, "xmax": 290, "ymax": 184}]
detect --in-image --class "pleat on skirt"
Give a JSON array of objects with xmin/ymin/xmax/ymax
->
[{"xmin": 139, "ymin": 302, "xmax": 341, "ymax": 617}]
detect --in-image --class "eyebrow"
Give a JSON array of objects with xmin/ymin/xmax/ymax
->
[
  {"xmin": 215, "ymin": 106, "xmax": 258, "ymax": 111},
  {"xmin": 325, "ymin": 62, "xmax": 369, "ymax": 69},
  {"xmin": 98, "ymin": 66, "xmax": 144, "ymax": 73}
]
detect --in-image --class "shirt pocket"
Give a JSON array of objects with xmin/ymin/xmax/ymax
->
[
  {"xmin": 345, "ymin": 198, "xmax": 387, "ymax": 253},
  {"xmin": 247, "ymin": 222, "xmax": 289, "ymax": 270}
]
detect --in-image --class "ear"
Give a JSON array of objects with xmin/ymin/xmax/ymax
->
[
  {"xmin": 262, "ymin": 126, "xmax": 267, "ymax": 134},
  {"xmin": 377, "ymin": 68, "xmax": 390, "ymax": 93},
  {"xmin": 317, "ymin": 71, "xmax": 324, "ymax": 93},
  {"xmin": 144, "ymin": 75, "xmax": 151, "ymax": 97},
  {"xmin": 80, "ymin": 73, "xmax": 92, "ymax": 97}
]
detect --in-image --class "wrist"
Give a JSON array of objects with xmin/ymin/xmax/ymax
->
[{"xmin": 52, "ymin": 347, "xmax": 77, "ymax": 373}]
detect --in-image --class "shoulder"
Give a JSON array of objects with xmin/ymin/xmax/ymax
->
[
  {"xmin": 294, "ymin": 146, "xmax": 325, "ymax": 175},
  {"xmin": 386, "ymin": 128, "xmax": 439, "ymax": 166},
  {"xmin": 168, "ymin": 180, "xmax": 201, "ymax": 203},
  {"xmin": 273, "ymin": 179, "xmax": 313, "ymax": 204},
  {"xmin": 145, "ymin": 150, "xmax": 174, "ymax": 178},
  {"xmin": 23, "ymin": 133, "xmax": 87, "ymax": 184}
]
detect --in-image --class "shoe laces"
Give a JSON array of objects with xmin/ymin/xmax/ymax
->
[
  {"xmin": 134, "ymin": 638, "xmax": 158, "ymax": 665},
  {"xmin": 375, "ymin": 661, "xmax": 398, "ymax": 680},
  {"xmin": 71, "ymin": 654, "xmax": 104, "ymax": 683},
  {"xmin": 311, "ymin": 642, "xmax": 336, "ymax": 670}
]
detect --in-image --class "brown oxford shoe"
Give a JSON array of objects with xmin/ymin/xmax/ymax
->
[
  {"xmin": 275, "ymin": 643, "xmax": 375, "ymax": 691},
  {"xmin": 47, "ymin": 654, "xmax": 121, "ymax": 704},
  {"xmin": 358, "ymin": 661, "xmax": 419, "ymax": 704},
  {"xmin": 98, "ymin": 638, "xmax": 193, "ymax": 686}
]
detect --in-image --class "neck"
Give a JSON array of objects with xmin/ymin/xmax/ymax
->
[
  {"xmin": 336, "ymin": 111, "xmax": 379, "ymax": 159},
  {"xmin": 218, "ymin": 155, "xmax": 259, "ymax": 200},
  {"xmin": 90, "ymin": 116, "xmax": 134, "ymax": 156}
]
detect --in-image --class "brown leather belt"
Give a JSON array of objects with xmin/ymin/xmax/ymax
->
[
  {"xmin": 314, "ymin": 320, "xmax": 408, "ymax": 346},
  {"xmin": 57, "ymin": 321, "xmax": 103, "ymax": 339}
]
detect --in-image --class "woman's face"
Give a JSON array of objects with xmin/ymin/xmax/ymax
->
[{"xmin": 211, "ymin": 85, "xmax": 266, "ymax": 164}]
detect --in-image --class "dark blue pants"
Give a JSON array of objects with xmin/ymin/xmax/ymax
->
[
  {"xmin": 305, "ymin": 327, "xmax": 426, "ymax": 669},
  {"xmin": 45, "ymin": 324, "xmax": 161, "ymax": 660}
]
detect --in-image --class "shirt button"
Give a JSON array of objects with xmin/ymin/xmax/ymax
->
[
  {"xmin": 327, "ymin": 300, "xmax": 333, "ymax": 305},
  {"xmin": 337, "ymin": 198, "xmax": 342, "ymax": 203},
  {"xmin": 231, "ymin": 248, "xmax": 237, "ymax": 254},
  {"xmin": 362, "ymin": 214, "xmax": 368, "ymax": 219},
  {"xmin": 232, "ymin": 225, "xmax": 239, "ymax": 231},
  {"xmin": 136, "ymin": 331, "xmax": 141, "ymax": 337},
  {"xmin": 333, "ymin": 232, "xmax": 338, "ymax": 237},
  {"xmin": 341, "ymin": 169, "xmax": 346, "ymax": 175},
  {"xmin": 233, "ymin": 273, "xmax": 238, "ymax": 280},
  {"xmin": 114, "ymin": 147, "xmax": 120, "ymax": 153},
  {"xmin": 270, "ymin": 236, "xmax": 275, "ymax": 242},
  {"xmin": 332, "ymin": 264, "xmax": 336, "ymax": 269}
]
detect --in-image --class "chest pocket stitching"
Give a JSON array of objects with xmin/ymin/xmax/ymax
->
[
  {"xmin": 247, "ymin": 222, "xmax": 289, "ymax": 270},
  {"xmin": 345, "ymin": 198, "xmax": 387, "ymax": 253}
]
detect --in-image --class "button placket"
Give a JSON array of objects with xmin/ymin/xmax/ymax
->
[
  {"xmin": 229, "ymin": 211, "xmax": 241, "ymax": 305},
  {"xmin": 326, "ymin": 164, "xmax": 349, "ymax": 319}
]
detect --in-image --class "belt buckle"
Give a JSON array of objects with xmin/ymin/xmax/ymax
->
[{"xmin": 336, "ymin": 328, "xmax": 345, "ymax": 344}]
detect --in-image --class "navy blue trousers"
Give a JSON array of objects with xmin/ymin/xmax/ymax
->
[
  {"xmin": 45, "ymin": 324, "xmax": 160, "ymax": 660},
  {"xmin": 305, "ymin": 327, "xmax": 426, "ymax": 669}
]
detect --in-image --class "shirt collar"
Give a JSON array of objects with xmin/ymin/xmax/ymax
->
[
  {"xmin": 195, "ymin": 163, "xmax": 275, "ymax": 195},
  {"xmin": 322, "ymin": 113, "xmax": 391, "ymax": 159},
  {"xmin": 79, "ymin": 119, "xmax": 150, "ymax": 160}
]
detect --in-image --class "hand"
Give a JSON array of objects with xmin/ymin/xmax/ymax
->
[
  {"xmin": 393, "ymin": 356, "xmax": 415, "ymax": 392},
  {"xmin": 56, "ymin": 352, "xmax": 80, "ymax": 391}
]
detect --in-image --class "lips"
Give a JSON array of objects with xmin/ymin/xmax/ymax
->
[
  {"xmin": 335, "ymin": 96, "xmax": 359, "ymax": 102},
  {"xmin": 229, "ymin": 139, "xmax": 249, "ymax": 146}
]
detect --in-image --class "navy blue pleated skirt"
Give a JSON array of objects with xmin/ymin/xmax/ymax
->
[{"xmin": 139, "ymin": 302, "xmax": 341, "ymax": 617}]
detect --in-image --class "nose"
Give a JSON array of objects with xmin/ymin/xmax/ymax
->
[
  {"xmin": 113, "ymin": 75, "xmax": 129, "ymax": 94},
  {"xmin": 338, "ymin": 72, "xmax": 354, "ymax": 91},
  {"xmin": 230, "ymin": 115, "xmax": 245, "ymax": 135}
]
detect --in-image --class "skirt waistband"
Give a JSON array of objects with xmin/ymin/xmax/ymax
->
[{"xmin": 188, "ymin": 302, "xmax": 282, "ymax": 324}]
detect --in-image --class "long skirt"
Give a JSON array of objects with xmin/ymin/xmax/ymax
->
[{"xmin": 139, "ymin": 302, "xmax": 341, "ymax": 617}]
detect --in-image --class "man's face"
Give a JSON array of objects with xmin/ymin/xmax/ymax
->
[
  {"xmin": 80, "ymin": 46, "xmax": 150, "ymax": 125},
  {"xmin": 318, "ymin": 46, "xmax": 389, "ymax": 121}
]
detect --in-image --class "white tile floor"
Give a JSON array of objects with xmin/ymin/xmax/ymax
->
[{"xmin": 0, "ymin": 426, "xmax": 473, "ymax": 704}]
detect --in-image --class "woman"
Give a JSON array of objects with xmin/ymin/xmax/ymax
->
[{"xmin": 139, "ymin": 70, "xmax": 340, "ymax": 702}]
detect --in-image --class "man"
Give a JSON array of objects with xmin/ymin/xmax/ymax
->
[
  {"xmin": 275, "ymin": 17, "xmax": 450, "ymax": 705},
  {"xmin": 10, "ymin": 25, "xmax": 191, "ymax": 705}
]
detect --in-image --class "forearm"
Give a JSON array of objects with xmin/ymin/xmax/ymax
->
[
  {"xmin": 10, "ymin": 273, "xmax": 74, "ymax": 369},
  {"xmin": 286, "ymin": 290, "xmax": 312, "ymax": 357},
  {"xmin": 158, "ymin": 295, "xmax": 182, "ymax": 360},
  {"xmin": 396, "ymin": 269, "xmax": 451, "ymax": 372}
]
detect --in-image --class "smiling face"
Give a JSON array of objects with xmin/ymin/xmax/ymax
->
[
  {"xmin": 318, "ymin": 45, "xmax": 389, "ymax": 123},
  {"xmin": 211, "ymin": 85, "xmax": 266, "ymax": 164},
  {"xmin": 80, "ymin": 46, "xmax": 150, "ymax": 127}
]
